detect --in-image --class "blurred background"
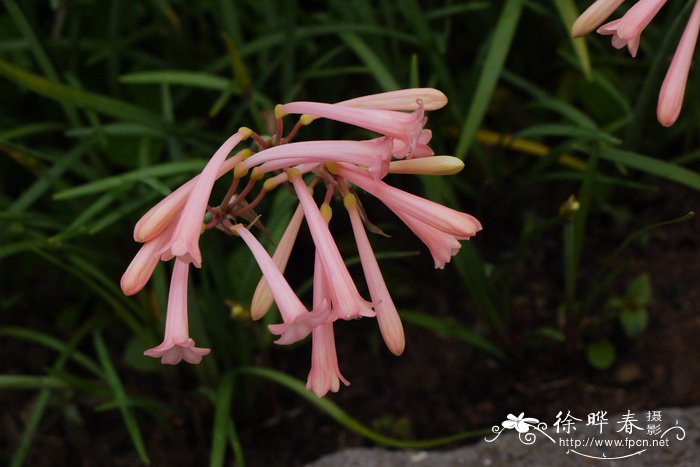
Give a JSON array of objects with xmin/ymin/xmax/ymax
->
[{"xmin": 1, "ymin": 0, "xmax": 699, "ymax": 465}]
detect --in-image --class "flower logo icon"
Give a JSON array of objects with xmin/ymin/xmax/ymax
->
[{"xmin": 502, "ymin": 413, "xmax": 540, "ymax": 433}]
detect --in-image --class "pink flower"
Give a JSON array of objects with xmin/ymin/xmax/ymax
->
[
  {"xmin": 278, "ymin": 100, "xmax": 426, "ymax": 158},
  {"xmin": 336, "ymin": 88, "xmax": 447, "ymax": 111},
  {"xmin": 337, "ymin": 165, "xmax": 481, "ymax": 268},
  {"xmin": 133, "ymin": 149, "xmax": 250, "ymax": 244},
  {"xmin": 572, "ymin": 0, "xmax": 626, "ymax": 38},
  {"xmin": 597, "ymin": 0, "xmax": 667, "ymax": 57},
  {"xmin": 345, "ymin": 193, "xmax": 405, "ymax": 355},
  {"xmin": 144, "ymin": 259, "xmax": 211, "ymax": 365},
  {"xmin": 160, "ymin": 128, "xmax": 251, "ymax": 267},
  {"xmin": 233, "ymin": 224, "xmax": 330, "ymax": 344},
  {"xmin": 388, "ymin": 155, "xmax": 465, "ymax": 176},
  {"xmin": 338, "ymin": 165, "xmax": 481, "ymax": 239},
  {"xmin": 288, "ymin": 169, "xmax": 376, "ymax": 320},
  {"xmin": 250, "ymin": 204, "xmax": 305, "ymax": 320},
  {"xmin": 657, "ymin": 0, "xmax": 700, "ymax": 127},
  {"xmin": 306, "ymin": 253, "xmax": 349, "ymax": 397},
  {"xmin": 241, "ymin": 137, "xmax": 393, "ymax": 180}
]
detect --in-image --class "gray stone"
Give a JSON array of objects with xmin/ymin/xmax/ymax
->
[{"xmin": 308, "ymin": 407, "xmax": 700, "ymax": 467}]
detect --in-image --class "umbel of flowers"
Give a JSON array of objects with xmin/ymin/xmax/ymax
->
[
  {"xmin": 572, "ymin": 0, "xmax": 700, "ymax": 127},
  {"xmin": 121, "ymin": 89, "xmax": 482, "ymax": 397}
]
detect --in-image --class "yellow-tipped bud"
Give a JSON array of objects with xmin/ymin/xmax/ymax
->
[
  {"xmin": 238, "ymin": 127, "xmax": 252, "ymax": 140},
  {"xmin": 201, "ymin": 223, "xmax": 207, "ymax": 234},
  {"xmin": 229, "ymin": 224, "xmax": 241, "ymax": 236},
  {"xmin": 239, "ymin": 148, "xmax": 253, "ymax": 160},
  {"xmin": 234, "ymin": 164, "xmax": 249, "ymax": 179},
  {"xmin": 343, "ymin": 193, "xmax": 357, "ymax": 210},
  {"xmin": 300, "ymin": 114, "xmax": 316, "ymax": 126},
  {"xmin": 286, "ymin": 167, "xmax": 302, "ymax": 180},
  {"xmin": 250, "ymin": 167, "xmax": 264, "ymax": 180},
  {"xmin": 263, "ymin": 177, "xmax": 279, "ymax": 192},
  {"xmin": 320, "ymin": 203, "xmax": 333, "ymax": 223},
  {"xmin": 274, "ymin": 104, "xmax": 286, "ymax": 120},
  {"xmin": 325, "ymin": 162, "xmax": 340, "ymax": 175},
  {"xmin": 388, "ymin": 156, "xmax": 464, "ymax": 176},
  {"xmin": 559, "ymin": 195, "xmax": 580, "ymax": 218}
]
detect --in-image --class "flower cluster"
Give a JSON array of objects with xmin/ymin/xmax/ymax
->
[
  {"xmin": 572, "ymin": 0, "xmax": 700, "ymax": 126},
  {"xmin": 121, "ymin": 88, "xmax": 482, "ymax": 397}
]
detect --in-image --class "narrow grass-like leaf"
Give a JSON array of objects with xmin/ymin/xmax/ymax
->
[
  {"xmin": 0, "ymin": 375, "xmax": 67, "ymax": 389},
  {"xmin": 120, "ymin": 70, "xmax": 237, "ymax": 91},
  {"xmin": 93, "ymin": 332, "xmax": 150, "ymax": 465},
  {"xmin": 400, "ymin": 310, "xmax": 506, "ymax": 360},
  {"xmin": 53, "ymin": 160, "xmax": 207, "ymax": 199},
  {"xmin": 338, "ymin": 32, "xmax": 399, "ymax": 91},
  {"xmin": 600, "ymin": 147, "xmax": 700, "ymax": 191},
  {"xmin": 0, "ymin": 58, "xmax": 164, "ymax": 128},
  {"xmin": 552, "ymin": 0, "xmax": 592, "ymax": 80},
  {"xmin": 455, "ymin": 0, "xmax": 524, "ymax": 157},
  {"xmin": 210, "ymin": 372, "xmax": 241, "ymax": 467},
  {"xmin": 237, "ymin": 366, "xmax": 490, "ymax": 448}
]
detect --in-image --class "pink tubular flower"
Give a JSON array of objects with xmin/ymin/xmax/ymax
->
[
  {"xmin": 241, "ymin": 137, "xmax": 393, "ymax": 180},
  {"xmin": 337, "ymin": 165, "xmax": 481, "ymax": 268},
  {"xmin": 572, "ymin": 0, "xmax": 626, "ymax": 37},
  {"xmin": 597, "ymin": 0, "xmax": 667, "ymax": 57},
  {"xmin": 337, "ymin": 88, "xmax": 447, "ymax": 111},
  {"xmin": 337, "ymin": 165, "xmax": 481, "ymax": 239},
  {"xmin": 657, "ymin": 0, "xmax": 700, "ymax": 127},
  {"xmin": 278, "ymin": 100, "xmax": 426, "ymax": 158},
  {"xmin": 160, "ymin": 128, "xmax": 251, "ymax": 267},
  {"xmin": 134, "ymin": 149, "xmax": 250, "ymax": 244},
  {"xmin": 144, "ymin": 259, "xmax": 211, "ymax": 365},
  {"xmin": 345, "ymin": 193, "xmax": 405, "ymax": 355},
  {"xmin": 307, "ymin": 253, "xmax": 349, "ymax": 397},
  {"xmin": 233, "ymin": 224, "xmax": 330, "ymax": 344},
  {"xmin": 250, "ymin": 204, "xmax": 305, "ymax": 320},
  {"xmin": 288, "ymin": 169, "xmax": 376, "ymax": 320}
]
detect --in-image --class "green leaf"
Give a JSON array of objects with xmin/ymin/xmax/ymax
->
[
  {"xmin": 93, "ymin": 332, "xmax": 150, "ymax": 465},
  {"xmin": 586, "ymin": 340, "xmax": 616, "ymax": 370},
  {"xmin": 0, "ymin": 58, "xmax": 165, "ymax": 129},
  {"xmin": 619, "ymin": 308, "xmax": 648, "ymax": 339},
  {"xmin": 626, "ymin": 274, "xmax": 652, "ymax": 306},
  {"xmin": 338, "ymin": 32, "xmax": 399, "ymax": 91},
  {"xmin": 237, "ymin": 366, "xmax": 490, "ymax": 448},
  {"xmin": 399, "ymin": 310, "xmax": 507, "ymax": 360},
  {"xmin": 599, "ymin": 147, "xmax": 700, "ymax": 192},
  {"xmin": 552, "ymin": 0, "xmax": 592, "ymax": 80},
  {"xmin": 53, "ymin": 160, "xmax": 207, "ymax": 200},
  {"xmin": 120, "ymin": 70, "xmax": 237, "ymax": 91},
  {"xmin": 456, "ymin": 0, "xmax": 524, "ymax": 157}
]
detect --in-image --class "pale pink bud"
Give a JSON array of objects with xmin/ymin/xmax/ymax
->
[
  {"xmin": 289, "ymin": 169, "xmax": 376, "ymax": 320},
  {"xmin": 160, "ymin": 128, "xmax": 251, "ymax": 267},
  {"xmin": 337, "ymin": 88, "xmax": 447, "ymax": 111},
  {"xmin": 278, "ymin": 100, "xmax": 426, "ymax": 158},
  {"xmin": 657, "ymin": 0, "xmax": 700, "ymax": 127},
  {"xmin": 121, "ymin": 224, "xmax": 174, "ymax": 296},
  {"xmin": 389, "ymin": 155, "xmax": 465, "ymax": 176},
  {"xmin": 144, "ymin": 259, "xmax": 211, "ymax": 364},
  {"xmin": 345, "ymin": 193, "xmax": 405, "ymax": 355},
  {"xmin": 597, "ymin": 0, "xmax": 667, "ymax": 57},
  {"xmin": 572, "ymin": 0, "xmax": 626, "ymax": 37},
  {"xmin": 250, "ymin": 204, "xmax": 305, "ymax": 320},
  {"xmin": 242, "ymin": 137, "xmax": 393, "ymax": 180},
  {"xmin": 133, "ymin": 149, "xmax": 249, "ymax": 243},
  {"xmin": 233, "ymin": 224, "xmax": 330, "ymax": 344}
]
